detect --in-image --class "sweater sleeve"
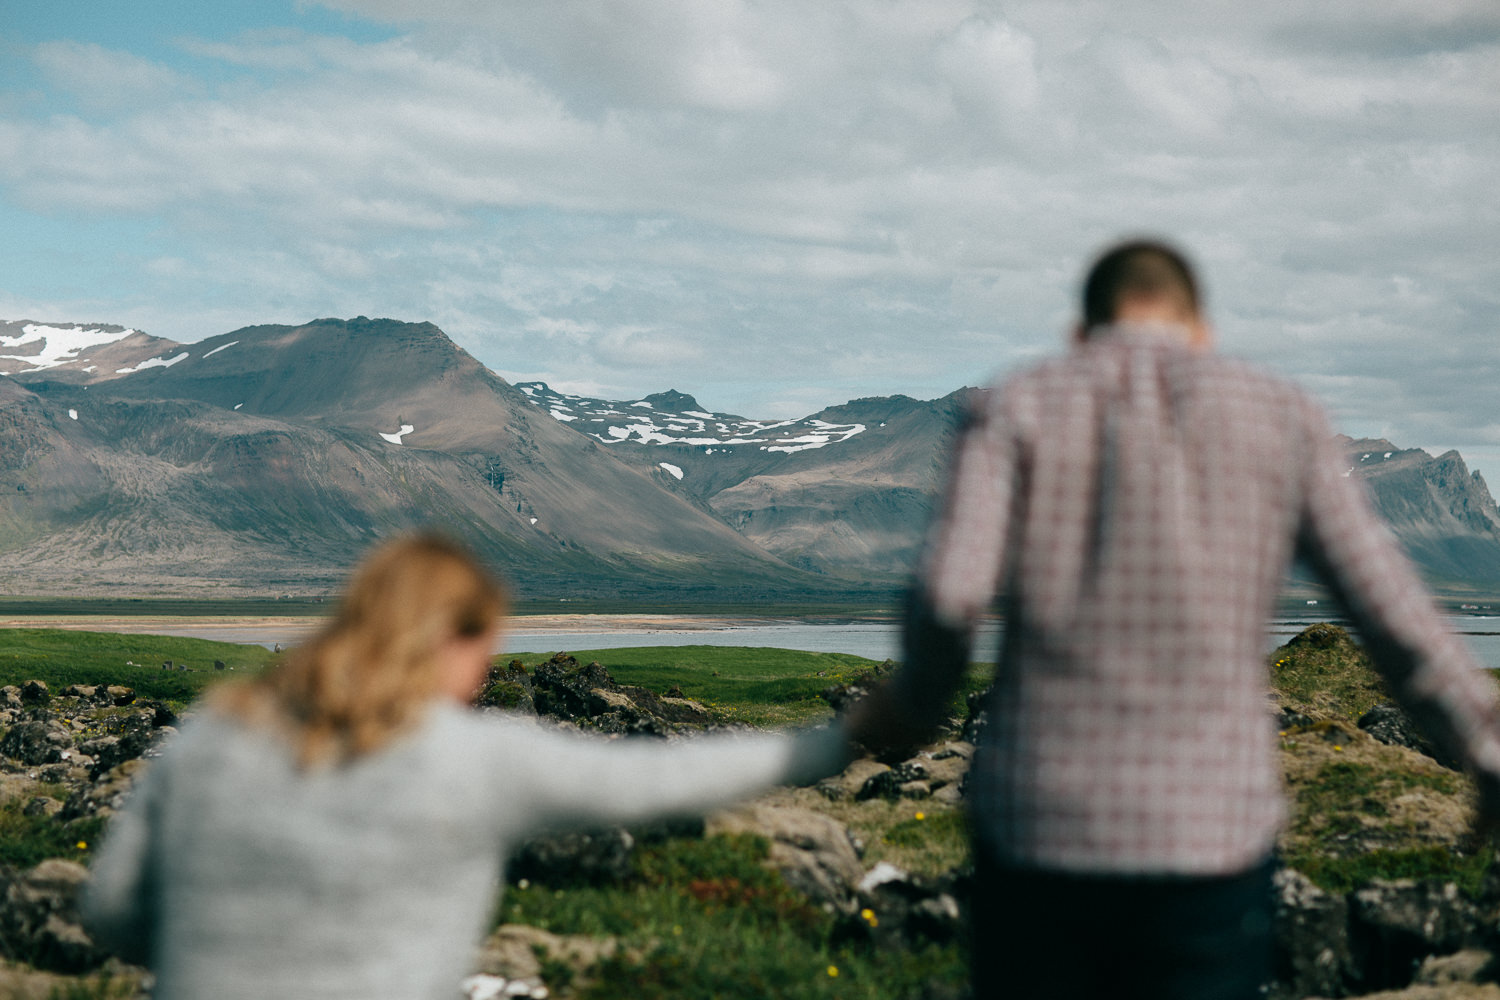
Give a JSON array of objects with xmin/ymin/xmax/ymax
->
[{"xmin": 503, "ymin": 720, "xmax": 852, "ymax": 833}]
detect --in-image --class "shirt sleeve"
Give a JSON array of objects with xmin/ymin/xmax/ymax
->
[
  {"xmin": 888, "ymin": 391, "xmax": 1017, "ymax": 731},
  {"xmin": 506, "ymin": 721, "xmax": 852, "ymax": 833},
  {"xmin": 1294, "ymin": 397, "xmax": 1500, "ymax": 784},
  {"xmin": 79, "ymin": 760, "xmax": 162, "ymax": 966}
]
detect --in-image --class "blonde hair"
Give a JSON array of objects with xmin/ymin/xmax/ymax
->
[{"xmin": 216, "ymin": 534, "xmax": 508, "ymax": 766}]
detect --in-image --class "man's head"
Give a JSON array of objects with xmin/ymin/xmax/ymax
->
[{"xmin": 1078, "ymin": 239, "xmax": 1209, "ymax": 346}]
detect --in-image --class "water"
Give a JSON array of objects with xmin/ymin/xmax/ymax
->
[
  {"xmin": 102, "ymin": 613, "xmax": 1500, "ymax": 669},
  {"xmin": 501, "ymin": 616, "xmax": 1500, "ymax": 670}
]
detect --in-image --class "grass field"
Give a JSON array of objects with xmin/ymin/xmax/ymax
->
[
  {"xmin": 0, "ymin": 629, "xmax": 278, "ymax": 706},
  {"xmin": 0, "ymin": 628, "xmax": 974, "ymax": 999}
]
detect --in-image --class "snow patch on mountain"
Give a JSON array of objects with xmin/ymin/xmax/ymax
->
[
  {"xmin": 202, "ymin": 340, "xmax": 239, "ymax": 359},
  {"xmin": 380, "ymin": 423, "xmax": 415, "ymax": 445},
  {"xmin": 517, "ymin": 382, "xmax": 866, "ymax": 454},
  {"xmin": 659, "ymin": 462, "xmax": 684, "ymax": 480},
  {"xmin": 115, "ymin": 351, "xmax": 189, "ymax": 374},
  {"xmin": 0, "ymin": 323, "xmax": 139, "ymax": 371}
]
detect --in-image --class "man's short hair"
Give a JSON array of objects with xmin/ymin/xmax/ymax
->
[{"xmin": 1082, "ymin": 239, "xmax": 1201, "ymax": 329}]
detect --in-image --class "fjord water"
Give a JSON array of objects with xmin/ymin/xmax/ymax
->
[
  {"xmin": 121, "ymin": 614, "xmax": 1500, "ymax": 669},
  {"xmin": 499, "ymin": 616, "xmax": 1500, "ymax": 667}
]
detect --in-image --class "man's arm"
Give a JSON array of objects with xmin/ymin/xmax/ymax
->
[
  {"xmin": 850, "ymin": 393, "xmax": 1016, "ymax": 751},
  {"xmin": 1293, "ymin": 398, "xmax": 1500, "ymax": 822}
]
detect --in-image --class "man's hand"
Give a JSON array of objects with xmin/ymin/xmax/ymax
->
[{"xmin": 844, "ymin": 681, "xmax": 930, "ymax": 758}]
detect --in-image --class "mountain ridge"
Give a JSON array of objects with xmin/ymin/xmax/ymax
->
[{"xmin": 1, "ymin": 317, "xmax": 1496, "ymax": 599}]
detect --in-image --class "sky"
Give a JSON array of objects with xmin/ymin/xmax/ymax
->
[{"xmin": 2, "ymin": 1, "xmax": 1497, "ymax": 472}]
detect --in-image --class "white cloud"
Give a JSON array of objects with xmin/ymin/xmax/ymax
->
[
  {"xmin": 1, "ymin": 0, "xmax": 1497, "ymax": 466},
  {"xmin": 31, "ymin": 41, "xmax": 191, "ymax": 112}
]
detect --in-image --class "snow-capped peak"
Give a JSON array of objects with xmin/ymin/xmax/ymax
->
[
  {"xmin": 0, "ymin": 323, "xmax": 140, "ymax": 372},
  {"xmin": 516, "ymin": 382, "xmax": 865, "ymax": 455}
]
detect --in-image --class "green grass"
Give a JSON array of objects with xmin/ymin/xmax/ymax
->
[
  {"xmin": 1269, "ymin": 623, "xmax": 1390, "ymax": 722},
  {"xmin": 0, "ymin": 628, "xmax": 277, "ymax": 707},
  {"xmin": 500, "ymin": 645, "xmax": 884, "ymax": 727},
  {"xmin": 0, "ymin": 791, "xmax": 106, "ymax": 869},
  {"xmin": 501, "ymin": 645, "xmax": 993, "ymax": 728},
  {"xmin": 1287, "ymin": 846, "xmax": 1494, "ymax": 897},
  {"xmin": 501, "ymin": 832, "xmax": 964, "ymax": 1000}
]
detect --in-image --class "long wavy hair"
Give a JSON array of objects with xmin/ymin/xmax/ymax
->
[{"xmin": 215, "ymin": 534, "xmax": 508, "ymax": 766}]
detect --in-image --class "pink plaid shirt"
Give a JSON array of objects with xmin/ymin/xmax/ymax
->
[{"xmin": 904, "ymin": 323, "xmax": 1500, "ymax": 875}]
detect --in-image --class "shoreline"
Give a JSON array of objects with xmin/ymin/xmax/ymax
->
[{"xmin": 0, "ymin": 612, "xmax": 821, "ymax": 632}]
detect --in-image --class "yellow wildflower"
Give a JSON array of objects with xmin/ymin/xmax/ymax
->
[
  {"xmin": 827, "ymin": 965, "xmax": 839, "ymax": 978},
  {"xmin": 914, "ymin": 811, "xmax": 926, "ymax": 821},
  {"xmin": 861, "ymin": 908, "xmax": 878, "ymax": 927}
]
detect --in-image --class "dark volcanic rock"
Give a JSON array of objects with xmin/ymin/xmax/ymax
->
[
  {"xmin": 1348, "ymin": 878, "xmax": 1482, "ymax": 991},
  {"xmin": 508, "ymin": 828, "xmax": 636, "ymax": 888},
  {"xmin": 0, "ymin": 721, "xmax": 74, "ymax": 766},
  {"xmin": 835, "ymin": 863, "xmax": 969, "ymax": 950},
  {"xmin": 1272, "ymin": 867, "xmax": 1352, "ymax": 999},
  {"xmin": 1358, "ymin": 703, "xmax": 1459, "ymax": 770},
  {"xmin": 481, "ymin": 653, "xmax": 711, "ymax": 735}
]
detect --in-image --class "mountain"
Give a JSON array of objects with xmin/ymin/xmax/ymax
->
[
  {"xmin": 0, "ymin": 319, "xmax": 824, "ymax": 598},
  {"xmin": 516, "ymin": 386, "xmax": 1500, "ymax": 595},
  {"xmin": 515, "ymin": 383, "xmax": 968, "ymax": 578},
  {"xmin": 1339, "ymin": 437, "xmax": 1500, "ymax": 589},
  {"xmin": 1, "ymin": 316, "xmax": 1496, "ymax": 600},
  {"xmin": 0, "ymin": 320, "xmax": 184, "ymax": 380}
]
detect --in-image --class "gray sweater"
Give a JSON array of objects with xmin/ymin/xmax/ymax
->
[{"xmin": 83, "ymin": 704, "xmax": 849, "ymax": 1000}]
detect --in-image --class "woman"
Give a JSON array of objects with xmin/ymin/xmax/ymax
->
[{"xmin": 83, "ymin": 534, "xmax": 851, "ymax": 1000}]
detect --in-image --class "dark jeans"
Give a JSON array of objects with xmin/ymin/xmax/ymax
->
[{"xmin": 970, "ymin": 852, "xmax": 1274, "ymax": 1000}]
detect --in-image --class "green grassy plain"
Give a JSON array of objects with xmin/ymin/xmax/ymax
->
[
  {"xmin": 0, "ymin": 629, "xmax": 277, "ymax": 706},
  {"xmin": 502, "ymin": 644, "xmax": 880, "ymax": 726}
]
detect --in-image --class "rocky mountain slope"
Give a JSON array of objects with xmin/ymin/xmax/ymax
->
[
  {"xmin": 0, "ymin": 316, "xmax": 1496, "ymax": 599},
  {"xmin": 1339, "ymin": 438, "xmax": 1500, "ymax": 589},
  {"xmin": 518, "ymin": 385, "xmax": 1500, "ymax": 593},
  {"xmin": 518, "ymin": 382, "xmax": 968, "ymax": 578},
  {"xmin": 0, "ymin": 319, "xmax": 812, "ymax": 598}
]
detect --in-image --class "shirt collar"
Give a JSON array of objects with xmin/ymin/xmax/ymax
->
[{"xmin": 1079, "ymin": 320, "xmax": 1199, "ymax": 352}]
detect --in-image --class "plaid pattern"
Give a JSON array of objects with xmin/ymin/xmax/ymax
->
[{"xmin": 907, "ymin": 323, "xmax": 1500, "ymax": 874}]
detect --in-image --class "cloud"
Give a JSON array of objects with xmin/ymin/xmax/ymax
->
[
  {"xmin": 30, "ymin": 40, "xmax": 191, "ymax": 112},
  {"xmin": 0, "ymin": 0, "xmax": 1497, "ymax": 471}
]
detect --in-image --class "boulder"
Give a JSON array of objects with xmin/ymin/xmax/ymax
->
[
  {"xmin": 0, "ymin": 722, "xmax": 74, "ymax": 766},
  {"xmin": 19, "ymin": 682, "xmax": 49, "ymax": 706},
  {"xmin": 1359, "ymin": 704, "xmax": 1458, "ymax": 770},
  {"xmin": 508, "ymin": 827, "xmax": 635, "ymax": 888},
  {"xmin": 858, "ymin": 760, "xmax": 931, "ymax": 801},
  {"xmin": 63, "ymin": 758, "xmax": 149, "ymax": 822},
  {"xmin": 476, "ymin": 661, "xmax": 537, "ymax": 715},
  {"xmin": 21, "ymin": 797, "xmax": 62, "ymax": 819},
  {"xmin": 816, "ymin": 758, "xmax": 890, "ymax": 801},
  {"xmin": 1272, "ymin": 867, "xmax": 1353, "ymax": 999},
  {"xmin": 837, "ymin": 861, "xmax": 968, "ymax": 949},
  {"xmin": 1350, "ymin": 879, "xmax": 1481, "ymax": 991},
  {"xmin": 475, "ymin": 924, "xmax": 626, "ymax": 997},
  {"xmin": 1413, "ymin": 949, "xmax": 1496, "ymax": 986},
  {"xmin": 0, "ymin": 860, "xmax": 105, "ymax": 973},
  {"xmin": 706, "ymin": 804, "xmax": 863, "ymax": 910}
]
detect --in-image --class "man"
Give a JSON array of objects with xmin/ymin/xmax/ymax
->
[{"xmin": 851, "ymin": 239, "xmax": 1500, "ymax": 999}]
